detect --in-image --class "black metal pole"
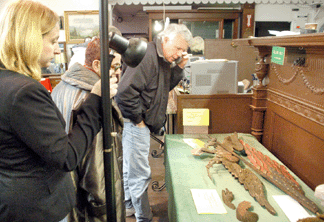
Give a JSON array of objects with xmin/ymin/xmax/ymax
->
[{"xmin": 99, "ymin": 0, "xmax": 116, "ymax": 221}]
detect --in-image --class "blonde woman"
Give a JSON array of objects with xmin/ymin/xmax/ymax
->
[{"xmin": 0, "ymin": 0, "xmax": 117, "ymax": 221}]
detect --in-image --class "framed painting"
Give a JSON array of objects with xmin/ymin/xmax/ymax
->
[{"xmin": 64, "ymin": 10, "xmax": 99, "ymax": 44}]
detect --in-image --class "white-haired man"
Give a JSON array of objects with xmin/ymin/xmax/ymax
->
[{"xmin": 115, "ymin": 24, "xmax": 192, "ymax": 222}]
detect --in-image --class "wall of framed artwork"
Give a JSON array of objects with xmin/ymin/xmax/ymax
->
[{"xmin": 64, "ymin": 10, "xmax": 99, "ymax": 44}]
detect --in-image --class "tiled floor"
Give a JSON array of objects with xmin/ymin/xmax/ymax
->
[{"xmin": 126, "ymin": 135, "xmax": 169, "ymax": 222}]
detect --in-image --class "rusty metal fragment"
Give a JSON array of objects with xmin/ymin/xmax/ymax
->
[
  {"xmin": 239, "ymin": 140, "xmax": 319, "ymax": 214},
  {"xmin": 204, "ymin": 137, "xmax": 276, "ymax": 215},
  {"xmin": 236, "ymin": 201, "xmax": 259, "ymax": 222},
  {"xmin": 297, "ymin": 213, "xmax": 324, "ymax": 222},
  {"xmin": 243, "ymin": 141, "xmax": 301, "ymax": 189},
  {"xmin": 222, "ymin": 159, "xmax": 277, "ymax": 215},
  {"xmin": 199, "ymin": 134, "xmax": 320, "ymax": 216},
  {"xmin": 221, "ymin": 132, "xmax": 244, "ymax": 152},
  {"xmin": 215, "ymin": 145, "xmax": 240, "ymax": 162},
  {"xmin": 230, "ymin": 132, "xmax": 244, "ymax": 151},
  {"xmin": 206, "ymin": 145, "xmax": 239, "ymax": 179},
  {"xmin": 222, "ymin": 188, "xmax": 236, "ymax": 210},
  {"xmin": 204, "ymin": 137, "xmax": 218, "ymax": 148}
]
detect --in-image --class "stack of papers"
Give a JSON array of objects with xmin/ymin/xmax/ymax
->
[{"xmin": 268, "ymin": 30, "xmax": 300, "ymax": 36}]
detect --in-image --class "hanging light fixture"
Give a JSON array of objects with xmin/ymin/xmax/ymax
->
[
  {"xmin": 164, "ymin": 17, "xmax": 170, "ymax": 30},
  {"xmin": 154, "ymin": 20, "xmax": 163, "ymax": 32},
  {"xmin": 153, "ymin": 2, "xmax": 170, "ymax": 33}
]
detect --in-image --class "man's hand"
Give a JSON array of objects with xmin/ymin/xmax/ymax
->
[
  {"xmin": 136, "ymin": 120, "xmax": 146, "ymax": 128},
  {"xmin": 177, "ymin": 52, "xmax": 189, "ymax": 69},
  {"xmin": 91, "ymin": 76, "xmax": 118, "ymax": 98}
]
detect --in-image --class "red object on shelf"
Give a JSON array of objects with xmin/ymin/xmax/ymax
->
[{"xmin": 40, "ymin": 78, "xmax": 52, "ymax": 93}]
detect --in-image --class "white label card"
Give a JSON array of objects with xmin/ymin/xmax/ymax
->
[{"xmin": 190, "ymin": 189, "xmax": 227, "ymax": 214}]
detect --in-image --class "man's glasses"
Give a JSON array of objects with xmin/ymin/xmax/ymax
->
[{"xmin": 111, "ymin": 63, "xmax": 121, "ymax": 72}]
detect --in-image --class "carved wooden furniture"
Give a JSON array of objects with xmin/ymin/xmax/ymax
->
[
  {"xmin": 172, "ymin": 89, "xmax": 253, "ymax": 135},
  {"xmin": 233, "ymin": 33, "xmax": 324, "ymax": 190},
  {"xmin": 240, "ymin": 3, "xmax": 255, "ymax": 38}
]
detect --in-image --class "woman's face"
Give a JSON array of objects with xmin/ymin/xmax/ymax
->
[{"xmin": 39, "ymin": 23, "xmax": 60, "ymax": 68}]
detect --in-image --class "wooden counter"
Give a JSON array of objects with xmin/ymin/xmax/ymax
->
[{"xmin": 172, "ymin": 89, "xmax": 253, "ymax": 135}]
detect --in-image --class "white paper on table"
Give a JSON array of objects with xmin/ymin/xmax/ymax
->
[
  {"xmin": 273, "ymin": 195, "xmax": 315, "ymax": 222},
  {"xmin": 190, "ymin": 189, "xmax": 227, "ymax": 214},
  {"xmin": 183, "ymin": 139, "xmax": 205, "ymax": 149}
]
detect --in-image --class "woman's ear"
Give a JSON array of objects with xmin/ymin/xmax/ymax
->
[{"xmin": 92, "ymin": 60, "xmax": 101, "ymax": 75}]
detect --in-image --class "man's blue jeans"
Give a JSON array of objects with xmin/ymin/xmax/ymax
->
[{"xmin": 123, "ymin": 121, "xmax": 152, "ymax": 221}]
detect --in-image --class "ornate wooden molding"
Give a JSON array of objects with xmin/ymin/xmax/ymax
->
[
  {"xmin": 271, "ymin": 64, "xmax": 324, "ymax": 95},
  {"xmin": 246, "ymin": 33, "xmax": 324, "ymax": 47},
  {"xmin": 267, "ymin": 89, "xmax": 324, "ymax": 126},
  {"xmin": 255, "ymin": 59, "xmax": 269, "ymax": 89},
  {"xmin": 241, "ymin": 3, "xmax": 255, "ymax": 38},
  {"xmin": 234, "ymin": 33, "xmax": 324, "ymax": 192},
  {"xmin": 250, "ymin": 48, "xmax": 270, "ymax": 141},
  {"xmin": 234, "ymin": 34, "xmax": 324, "ymax": 140}
]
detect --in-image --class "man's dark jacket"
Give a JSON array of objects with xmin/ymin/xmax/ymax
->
[{"xmin": 115, "ymin": 38, "xmax": 184, "ymax": 133}]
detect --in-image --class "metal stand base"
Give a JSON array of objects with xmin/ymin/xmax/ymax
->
[
  {"xmin": 150, "ymin": 133, "xmax": 166, "ymax": 191},
  {"xmin": 152, "ymin": 180, "xmax": 166, "ymax": 192},
  {"xmin": 150, "ymin": 133, "xmax": 164, "ymax": 158}
]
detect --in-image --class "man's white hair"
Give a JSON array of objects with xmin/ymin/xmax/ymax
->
[{"xmin": 158, "ymin": 24, "xmax": 193, "ymax": 47}]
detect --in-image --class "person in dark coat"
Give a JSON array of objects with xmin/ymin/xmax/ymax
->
[
  {"xmin": 52, "ymin": 36, "xmax": 125, "ymax": 222},
  {"xmin": 0, "ymin": 1, "xmax": 117, "ymax": 221},
  {"xmin": 115, "ymin": 24, "xmax": 192, "ymax": 222}
]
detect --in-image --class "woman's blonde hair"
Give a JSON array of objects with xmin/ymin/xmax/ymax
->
[{"xmin": 0, "ymin": 0, "xmax": 59, "ymax": 81}]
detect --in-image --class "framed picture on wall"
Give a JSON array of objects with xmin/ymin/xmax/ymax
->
[{"xmin": 64, "ymin": 10, "xmax": 99, "ymax": 44}]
